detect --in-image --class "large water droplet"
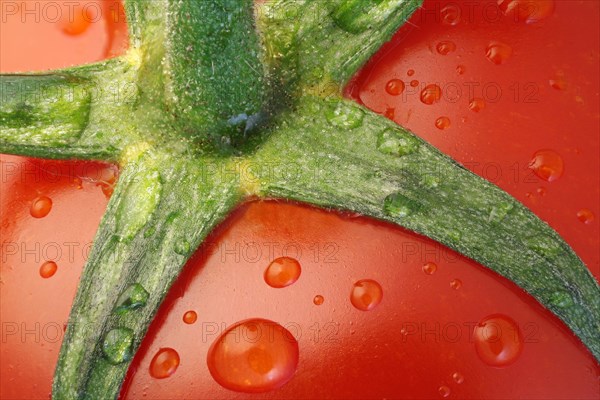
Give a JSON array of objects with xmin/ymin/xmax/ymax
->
[
  {"xmin": 325, "ymin": 102, "xmax": 364, "ymax": 129},
  {"xmin": 350, "ymin": 279, "xmax": 383, "ymax": 311},
  {"xmin": 207, "ymin": 319, "xmax": 299, "ymax": 393},
  {"xmin": 150, "ymin": 348, "xmax": 180, "ymax": 379},
  {"xmin": 423, "ymin": 262, "xmax": 437, "ymax": 275},
  {"xmin": 420, "ymin": 84, "xmax": 442, "ymax": 105},
  {"xmin": 473, "ymin": 314, "xmax": 523, "ymax": 367},
  {"xmin": 529, "ymin": 149, "xmax": 564, "ymax": 182},
  {"xmin": 102, "ymin": 328, "xmax": 134, "ymax": 364},
  {"xmin": 385, "ymin": 79, "xmax": 405, "ymax": 96},
  {"xmin": 30, "ymin": 196, "xmax": 52, "ymax": 218},
  {"xmin": 39, "ymin": 261, "xmax": 57, "ymax": 279},
  {"xmin": 486, "ymin": 42, "xmax": 512, "ymax": 65},
  {"xmin": 576, "ymin": 209, "xmax": 594, "ymax": 224},
  {"xmin": 435, "ymin": 116, "xmax": 451, "ymax": 130},
  {"xmin": 383, "ymin": 193, "xmax": 421, "ymax": 218},
  {"xmin": 183, "ymin": 310, "xmax": 198, "ymax": 324},
  {"xmin": 498, "ymin": 0, "xmax": 555, "ymax": 23},
  {"xmin": 377, "ymin": 129, "xmax": 420, "ymax": 157},
  {"xmin": 114, "ymin": 283, "xmax": 149, "ymax": 314},
  {"xmin": 436, "ymin": 41, "xmax": 457, "ymax": 55},
  {"xmin": 264, "ymin": 257, "xmax": 301, "ymax": 288}
]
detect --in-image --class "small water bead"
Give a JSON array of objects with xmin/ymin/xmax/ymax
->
[
  {"xmin": 536, "ymin": 187, "xmax": 546, "ymax": 196},
  {"xmin": 473, "ymin": 314, "xmax": 523, "ymax": 367},
  {"xmin": 313, "ymin": 295, "xmax": 324, "ymax": 305},
  {"xmin": 102, "ymin": 328, "xmax": 134, "ymax": 364},
  {"xmin": 183, "ymin": 310, "xmax": 198, "ymax": 324},
  {"xmin": 488, "ymin": 202, "xmax": 514, "ymax": 224},
  {"xmin": 149, "ymin": 348, "xmax": 180, "ymax": 379},
  {"xmin": 456, "ymin": 65, "xmax": 466, "ymax": 75},
  {"xmin": 410, "ymin": 80, "xmax": 419, "ymax": 87},
  {"xmin": 325, "ymin": 103, "xmax": 364, "ymax": 129},
  {"xmin": 350, "ymin": 279, "xmax": 383, "ymax": 311},
  {"xmin": 407, "ymin": 69, "xmax": 415, "ymax": 76},
  {"xmin": 435, "ymin": 116, "xmax": 451, "ymax": 130},
  {"xmin": 549, "ymin": 290, "xmax": 574, "ymax": 308},
  {"xmin": 450, "ymin": 279, "xmax": 462, "ymax": 290},
  {"xmin": 469, "ymin": 98, "xmax": 486, "ymax": 112},
  {"xmin": 30, "ymin": 196, "xmax": 52, "ymax": 218},
  {"xmin": 529, "ymin": 149, "xmax": 564, "ymax": 182},
  {"xmin": 440, "ymin": 4, "xmax": 461, "ymax": 25},
  {"xmin": 264, "ymin": 257, "xmax": 301, "ymax": 288},
  {"xmin": 420, "ymin": 84, "xmax": 443, "ymax": 105},
  {"xmin": 207, "ymin": 319, "xmax": 299, "ymax": 393},
  {"xmin": 438, "ymin": 385, "xmax": 451, "ymax": 398},
  {"xmin": 385, "ymin": 79, "xmax": 405, "ymax": 96},
  {"xmin": 549, "ymin": 73, "xmax": 567, "ymax": 90},
  {"xmin": 452, "ymin": 372, "xmax": 465, "ymax": 384},
  {"xmin": 114, "ymin": 283, "xmax": 149, "ymax": 314},
  {"xmin": 116, "ymin": 170, "xmax": 162, "ymax": 241},
  {"xmin": 377, "ymin": 129, "xmax": 420, "ymax": 157},
  {"xmin": 423, "ymin": 262, "xmax": 437, "ymax": 275},
  {"xmin": 436, "ymin": 41, "xmax": 457, "ymax": 55},
  {"xmin": 39, "ymin": 261, "xmax": 58, "ymax": 279},
  {"xmin": 384, "ymin": 107, "xmax": 395, "ymax": 120},
  {"xmin": 576, "ymin": 209, "xmax": 594, "ymax": 224},
  {"xmin": 485, "ymin": 42, "xmax": 512, "ymax": 65},
  {"xmin": 60, "ymin": 5, "xmax": 92, "ymax": 35},
  {"xmin": 384, "ymin": 193, "xmax": 422, "ymax": 218},
  {"xmin": 174, "ymin": 239, "xmax": 191, "ymax": 255}
]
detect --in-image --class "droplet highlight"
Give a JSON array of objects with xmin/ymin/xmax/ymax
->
[
  {"xmin": 207, "ymin": 319, "xmax": 299, "ymax": 393},
  {"xmin": 440, "ymin": 4, "xmax": 461, "ymax": 25},
  {"xmin": 114, "ymin": 283, "xmax": 149, "ymax": 314},
  {"xmin": 377, "ymin": 128, "xmax": 420, "ymax": 157},
  {"xmin": 39, "ymin": 261, "xmax": 58, "ymax": 279},
  {"xmin": 385, "ymin": 79, "xmax": 405, "ymax": 96},
  {"xmin": 30, "ymin": 196, "xmax": 52, "ymax": 218},
  {"xmin": 436, "ymin": 41, "xmax": 456, "ymax": 55},
  {"xmin": 529, "ymin": 149, "xmax": 564, "ymax": 182},
  {"xmin": 576, "ymin": 209, "xmax": 594, "ymax": 224},
  {"xmin": 420, "ymin": 84, "xmax": 443, "ymax": 105},
  {"xmin": 150, "ymin": 348, "xmax": 180, "ymax": 379},
  {"xmin": 102, "ymin": 328, "xmax": 134, "ymax": 365},
  {"xmin": 452, "ymin": 372, "xmax": 465, "ymax": 384},
  {"xmin": 264, "ymin": 257, "xmax": 301, "ymax": 288},
  {"xmin": 435, "ymin": 116, "xmax": 451, "ymax": 130},
  {"xmin": 350, "ymin": 279, "xmax": 383, "ymax": 311},
  {"xmin": 450, "ymin": 279, "xmax": 462, "ymax": 290},
  {"xmin": 469, "ymin": 98, "xmax": 486, "ymax": 112},
  {"xmin": 325, "ymin": 102, "xmax": 364, "ymax": 129},
  {"xmin": 423, "ymin": 262, "xmax": 437, "ymax": 275},
  {"xmin": 473, "ymin": 314, "xmax": 523, "ymax": 367},
  {"xmin": 498, "ymin": 0, "xmax": 555, "ymax": 24},
  {"xmin": 438, "ymin": 385, "xmax": 451, "ymax": 398}
]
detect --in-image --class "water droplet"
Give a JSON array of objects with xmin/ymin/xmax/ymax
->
[
  {"xmin": 377, "ymin": 128, "xmax": 420, "ymax": 157},
  {"xmin": 102, "ymin": 328, "xmax": 134, "ymax": 365},
  {"xmin": 473, "ymin": 314, "xmax": 523, "ymax": 367},
  {"xmin": 488, "ymin": 202, "xmax": 514, "ymax": 224},
  {"xmin": 150, "ymin": 348, "xmax": 180, "ymax": 379},
  {"xmin": 450, "ymin": 279, "xmax": 462, "ymax": 290},
  {"xmin": 313, "ymin": 295, "xmax": 324, "ymax": 305},
  {"xmin": 498, "ymin": 0, "xmax": 555, "ymax": 23},
  {"xmin": 183, "ymin": 310, "xmax": 198, "ymax": 324},
  {"xmin": 529, "ymin": 149, "xmax": 564, "ymax": 182},
  {"xmin": 73, "ymin": 177, "xmax": 83, "ymax": 189},
  {"xmin": 410, "ymin": 80, "xmax": 420, "ymax": 87},
  {"xmin": 452, "ymin": 372, "xmax": 464, "ymax": 384},
  {"xmin": 350, "ymin": 279, "xmax": 383, "ymax": 311},
  {"xmin": 423, "ymin": 262, "xmax": 437, "ymax": 275},
  {"xmin": 116, "ymin": 170, "xmax": 162, "ymax": 242},
  {"xmin": 576, "ymin": 209, "xmax": 594, "ymax": 224},
  {"xmin": 469, "ymin": 98, "xmax": 486, "ymax": 112},
  {"xmin": 436, "ymin": 41, "xmax": 457, "ymax": 55},
  {"xmin": 549, "ymin": 290, "xmax": 574, "ymax": 308},
  {"xmin": 526, "ymin": 234, "xmax": 562, "ymax": 257},
  {"xmin": 39, "ymin": 261, "xmax": 57, "ymax": 279},
  {"xmin": 486, "ymin": 42, "xmax": 512, "ymax": 65},
  {"xmin": 264, "ymin": 257, "xmax": 301, "ymax": 288},
  {"xmin": 549, "ymin": 72, "xmax": 567, "ymax": 90},
  {"xmin": 114, "ymin": 283, "xmax": 149, "ymax": 314},
  {"xmin": 30, "ymin": 196, "xmax": 52, "ymax": 218},
  {"xmin": 385, "ymin": 79, "xmax": 405, "ymax": 96},
  {"xmin": 456, "ymin": 65, "xmax": 466, "ymax": 75},
  {"xmin": 60, "ymin": 5, "xmax": 92, "ymax": 35},
  {"xmin": 420, "ymin": 84, "xmax": 443, "ymax": 105},
  {"xmin": 325, "ymin": 102, "xmax": 364, "ymax": 129},
  {"xmin": 438, "ymin": 385, "xmax": 451, "ymax": 398},
  {"xmin": 384, "ymin": 193, "xmax": 421, "ymax": 218},
  {"xmin": 407, "ymin": 69, "xmax": 415, "ymax": 76},
  {"xmin": 536, "ymin": 187, "xmax": 546, "ymax": 196},
  {"xmin": 440, "ymin": 4, "xmax": 461, "ymax": 25},
  {"xmin": 435, "ymin": 116, "xmax": 451, "ymax": 130},
  {"xmin": 384, "ymin": 107, "xmax": 395, "ymax": 120},
  {"xmin": 174, "ymin": 240, "xmax": 191, "ymax": 255},
  {"xmin": 207, "ymin": 319, "xmax": 299, "ymax": 393}
]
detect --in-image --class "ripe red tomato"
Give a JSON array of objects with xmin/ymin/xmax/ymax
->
[{"xmin": 1, "ymin": 1, "xmax": 598, "ymax": 399}]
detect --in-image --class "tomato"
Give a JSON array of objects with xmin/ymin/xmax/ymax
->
[{"xmin": 1, "ymin": 1, "xmax": 598, "ymax": 399}]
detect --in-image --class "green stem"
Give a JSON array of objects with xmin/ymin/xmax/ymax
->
[{"xmin": 253, "ymin": 96, "xmax": 600, "ymax": 359}]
